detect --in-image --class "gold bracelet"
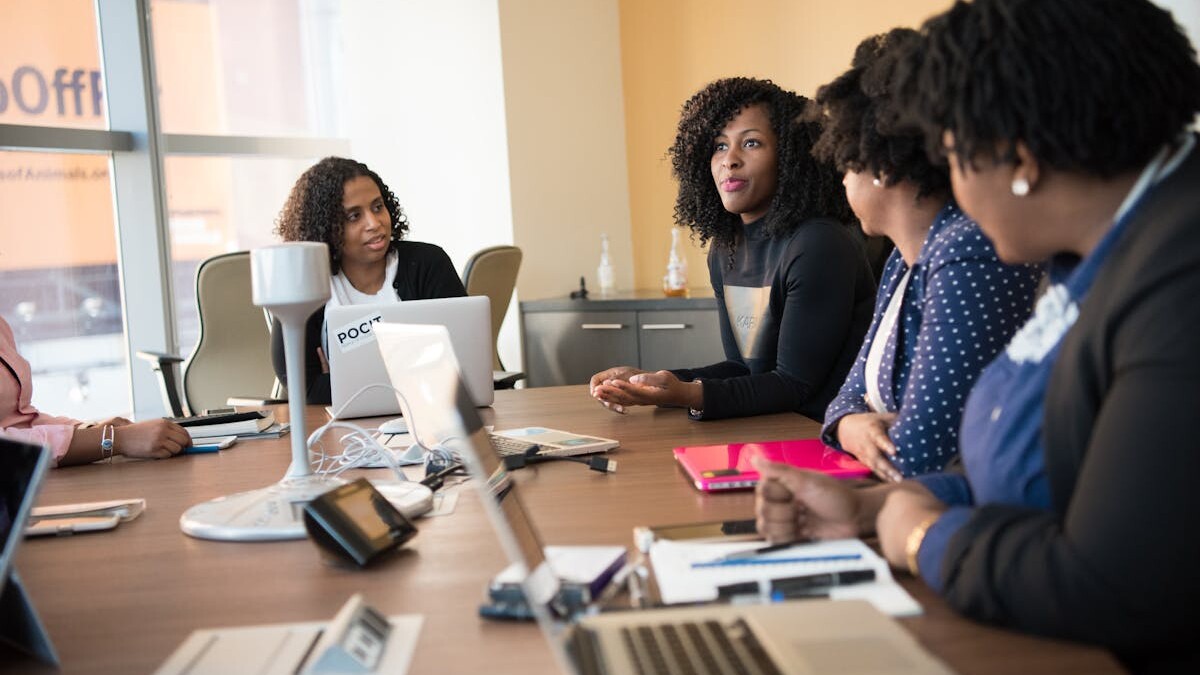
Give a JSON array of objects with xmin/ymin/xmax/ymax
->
[{"xmin": 905, "ymin": 514, "xmax": 941, "ymax": 577}]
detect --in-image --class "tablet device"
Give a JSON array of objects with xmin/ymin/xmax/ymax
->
[
  {"xmin": 490, "ymin": 427, "xmax": 618, "ymax": 457},
  {"xmin": 673, "ymin": 438, "xmax": 871, "ymax": 491}
]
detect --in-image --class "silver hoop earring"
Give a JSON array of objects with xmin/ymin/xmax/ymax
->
[{"xmin": 1011, "ymin": 177, "xmax": 1030, "ymax": 197}]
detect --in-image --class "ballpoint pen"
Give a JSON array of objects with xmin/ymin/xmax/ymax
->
[
  {"xmin": 702, "ymin": 542, "xmax": 801, "ymax": 564},
  {"xmin": 716, "ymin": 568, "xmax": 877, "ymax": 600},
  {"xmin": 691, "ymin": 553, "xmax": 863, "ymax": 569}
]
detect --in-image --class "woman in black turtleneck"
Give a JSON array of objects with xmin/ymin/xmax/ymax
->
[{"xmin": 590, "ymin": 77, "xmax": 874, "ymax": 421}]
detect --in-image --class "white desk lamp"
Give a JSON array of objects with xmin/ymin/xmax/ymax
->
[
  {"xmin": 179, "ymin": 243, "xmax": 429, "ymax": 541},
  {"xmin": 179, "ymin": 243, "xmax": 336, "ymax": 540}
]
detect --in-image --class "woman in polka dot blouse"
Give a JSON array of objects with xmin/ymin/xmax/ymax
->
[{"xmin": 808, "ymin": 29, "xmax": 1042, "ymax": 480}]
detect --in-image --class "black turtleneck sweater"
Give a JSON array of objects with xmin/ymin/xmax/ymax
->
[{"xmin": 671, "ymin": 217, "xmax": 874, "ymax": 421}]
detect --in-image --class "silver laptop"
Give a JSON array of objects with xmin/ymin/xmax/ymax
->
[
  {"xmin": 0, "ymin": 436, "xmax": 58, "ymax": 665},
  {"xmin": 371, "ymin": 324, "xmax": 953, "ymax": 675},
  {"xmin": 325, "ymin": 296, "xmax": 494, "ymax": 419}
]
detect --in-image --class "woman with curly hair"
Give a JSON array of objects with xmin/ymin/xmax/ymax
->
[
  {"xmin": 757, "ymin": 0, "xmax": 1200, "ymax": 669},
  {"xmin": 590, "ymin": 77, "xmax": 876, "ymax": 421},
  {"xmin": 812, "ymin": 29, "xmax": 1041, "ymax": 481},
  {"xmin": 271, "ymin": 157, "xmax": 464, "ymax": 404}
]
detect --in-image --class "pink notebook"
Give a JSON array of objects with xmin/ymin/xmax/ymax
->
[{"xmin": 673, "ymin": 438, "xmax": 871, "ymax": 491}]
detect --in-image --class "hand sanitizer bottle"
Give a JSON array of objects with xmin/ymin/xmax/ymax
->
[
  {"xmin": 597, "ymin": 233, "xmax": 616, "ymax": 297},
  {"xmin": 663, "ymin": 228, "xmax": 688, "ymax": 297}
]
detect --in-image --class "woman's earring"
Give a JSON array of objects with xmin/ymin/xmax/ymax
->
[
  {"xmin": 1011, "ymin": 177, "xmax": 1030, "ymax": 197},
  {"xmin": 872, "ymin": 177, "xmax": 882, "ymax": 187}
]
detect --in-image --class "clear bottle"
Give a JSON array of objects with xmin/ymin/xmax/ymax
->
[
  {"xmin": 597, "ymin": 233, "xmax": 615, "ymax": 297},
  {"xmin": 663, "ymin": 228, "xmax": 688, "ymax": 297}
]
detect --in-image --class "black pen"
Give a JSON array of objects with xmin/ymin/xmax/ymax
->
[
  {"xmin": 716, "ymin": 568, "xmax": 876, "ymax": 601},
  {"xmin": 771, "ymin": 569, "xmax": 875, "ymax": 598},
  {"xmin": 704, "ymin": 541, "xmax": 799, "ymax": 564}
]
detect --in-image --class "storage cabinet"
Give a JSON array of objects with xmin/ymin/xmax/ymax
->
[{"xmin": 520, "ymin": 291, "xmax": 726, "ymax": 387}]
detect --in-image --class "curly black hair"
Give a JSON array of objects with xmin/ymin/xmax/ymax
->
[
  {"xmin": 895, "ymin": 0, "xmax": 1200, "ymax": 176},
  {"xmin": 810, "ymin": 28, "xmax": 949, "ymax": 199},
  {"xmin": 274, "ymin": 157, "xmax": 410, "ymax": 274},
  {"xmin": 668, "ymin": 77, "xmax": 853, "ymax": 251}
]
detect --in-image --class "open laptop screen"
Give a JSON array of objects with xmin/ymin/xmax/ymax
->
[
  {"xmin": 325, "ymin": 296, "xmax": 494, "ymax": 418},
  {"xmin": 372, "ymin": 323, "xmax": 551, "ymax": 596}
]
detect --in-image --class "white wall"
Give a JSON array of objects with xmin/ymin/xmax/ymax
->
[
  {"xmin": 1156, "ymin": 0, "xmax": 1200, "ymax": 51},
  {"xmin": 340, "ymin": 0, "xmax": 635, "ymax": 372},
  {"xmin": 340, "ymin": 0, "xmax": 522, "ymax": 368}
]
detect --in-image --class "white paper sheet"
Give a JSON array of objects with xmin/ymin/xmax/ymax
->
[{"xmin": 649, "ymin": 537, "xmax": 921, "ymax": 616}]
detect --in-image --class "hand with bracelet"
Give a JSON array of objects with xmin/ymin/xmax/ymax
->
[
  {"xmin": 66, "ymin": 417, "xmax": 192, "ymax": 465},
  {"xmin": 753, "ymin": 456, "xmax": 945, "ymax": 576}
]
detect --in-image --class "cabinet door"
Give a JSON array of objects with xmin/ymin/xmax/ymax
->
[
  {"xmin": 522, "ymin": 311, "xmax": 638, "ymax": 386},
  {"xmin": 637, "ymin": 310, "xmax": 725, "ymax": 371}
]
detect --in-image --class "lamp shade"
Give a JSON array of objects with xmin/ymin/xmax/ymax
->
[{"xmin": 251, "ymin": 242, "xmax": 331, "ymax": 310}]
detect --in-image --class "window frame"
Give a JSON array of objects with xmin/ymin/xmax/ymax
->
[{"xmin": 0, "ymin": 0, "xmax": 349, "ymax": 417}]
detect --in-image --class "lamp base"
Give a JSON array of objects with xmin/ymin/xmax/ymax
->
[{"xmin": 180, "ymin": 477, "xmax": 433, "ymax": 542}]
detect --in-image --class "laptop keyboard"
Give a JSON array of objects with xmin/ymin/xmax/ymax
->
[
  {"xmin": 572, "ymin": 618, "xmax": 783, "ymax": 675},
  {"xmin": 488, "ymin": 434, "xmax": 539, "ymax": 457}
]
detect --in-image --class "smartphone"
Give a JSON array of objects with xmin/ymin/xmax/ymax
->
[
  {"xmin": 184, "ymin": 436, "xmax": 238, "ymax": 454},
  {"xmin": 25, "ymin": 514, "xmax": 121, "ymax": 537}
]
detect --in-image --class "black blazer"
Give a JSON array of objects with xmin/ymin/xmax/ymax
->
[
  {"xmin": 270, "ymin": 241, "xmax": 466, "ymax": 404},
  {"xmin": 939, "ymin": 139, "xmax": 1200, "ymax": 674}
]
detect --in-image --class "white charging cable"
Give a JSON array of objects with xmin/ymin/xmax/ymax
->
[{"xmin": 306, "ymin": 383, "xmax": 429, "ymax": 480}]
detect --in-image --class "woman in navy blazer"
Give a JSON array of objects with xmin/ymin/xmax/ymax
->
[
  {"xmin": 810, "ymin": 29, "xmax": 1041, "ymax": 480},
  {"xmin": 757, "ymin": 1, "xmax": 1200, "ymax": 670}
]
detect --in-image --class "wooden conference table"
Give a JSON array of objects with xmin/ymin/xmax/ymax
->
[{"xmin": 7, "ymin": 386, "xmax": 1123, "ymax": 674}]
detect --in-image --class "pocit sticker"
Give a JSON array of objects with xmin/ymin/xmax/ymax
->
[{"xmin": 333, "ymin": 313, "xmax": 384, "ymax": 353}]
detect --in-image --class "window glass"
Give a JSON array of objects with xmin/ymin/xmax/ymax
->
[
  {"xmin": 0, "ymin": 151, "xmax": 128, "ymax": 419},
  {"xmin": 150, "ymin": 0, "xmax": 344, "ymax": 137},
  {"xmin": 165, "ymin": 155, "xmax": 315, "ymax": 356},
  {"xmin": 0, "ymin": 0, "xmax": 107, "ymax": 130}
]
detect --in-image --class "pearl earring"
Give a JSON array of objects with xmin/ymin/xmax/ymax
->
[
  {"xmin": 872, "ymin": 177, "xmax": 882, "ymax": 187},
  {"xmin": 1011, "ymin": 177, "xmax": 1030, "ymax": 197}
]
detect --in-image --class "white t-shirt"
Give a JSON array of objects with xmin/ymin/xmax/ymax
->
[{"xmin": 327, "ymin": 251, "xmax": 401, "ymax": 307}]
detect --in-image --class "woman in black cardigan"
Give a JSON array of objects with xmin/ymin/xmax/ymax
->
[
  {"xmin": 755, "ymin": 1, "xmax": 1200, "ymax": 671},
  {"xmin": 270, "ymin": 157, "xmax": 464, "ymax": 404}
]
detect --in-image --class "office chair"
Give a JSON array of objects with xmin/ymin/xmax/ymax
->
[
  {"xmin": 461, "ymin": 245, "xmax": 525, "ymax": 389},
  {"xmin": 137, "ymin": 251, "xmax": 284, "ymax": 417}
]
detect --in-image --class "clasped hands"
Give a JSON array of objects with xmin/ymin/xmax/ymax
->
[
  {"xmin": 753, "ymin": 457, "xmax": 946, "ymax": 573},
  {"xmin": 589, "ymin": 366, "xmax": 702, "ymax": 413}
]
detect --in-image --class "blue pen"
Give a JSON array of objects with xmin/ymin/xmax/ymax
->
[
  {"xmin": 691, "ymin": 553, "xmax": 862, "ymax": 569},
  {"xmin": 182, "ymin": 444, "xmax": 221, "ymax": 455}
]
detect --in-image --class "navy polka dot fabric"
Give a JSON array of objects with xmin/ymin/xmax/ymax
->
[{"xmin": 821, "ymin": 203, "xmax": 1043, "ymax": 476}]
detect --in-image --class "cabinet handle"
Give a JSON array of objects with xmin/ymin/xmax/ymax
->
[
  {"xmin": 581, "ymin": 323, "xmax": 625, "ymax": 330},
  {"xmin": 641, "ymin": 324, "xmax": 688, "ymax": 330}
]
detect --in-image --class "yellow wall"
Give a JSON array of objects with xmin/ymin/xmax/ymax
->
[
  {"xmin": 498, "ymin": 0, "xmax": 635, "ymax": 301},
  {"xmin": 617, "ymin": 0, "xmax": 952, "ymax": 290}
]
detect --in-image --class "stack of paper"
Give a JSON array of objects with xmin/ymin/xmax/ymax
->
[
  {"xmin": 648, "ymin": 537, "xmax": 921, "ymax": 616},
  {"xmin": 174, "ymin": 411, "xmax": 275, "ymax": 438}
]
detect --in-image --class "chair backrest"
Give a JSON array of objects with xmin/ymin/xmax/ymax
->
[
  {"xmin": 181, "ymin": 251, "xmax": 280, "ymax": 413},
  {"xmin": 461, "ymin": 245, "xmax": 522, "ymax": 371}
]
